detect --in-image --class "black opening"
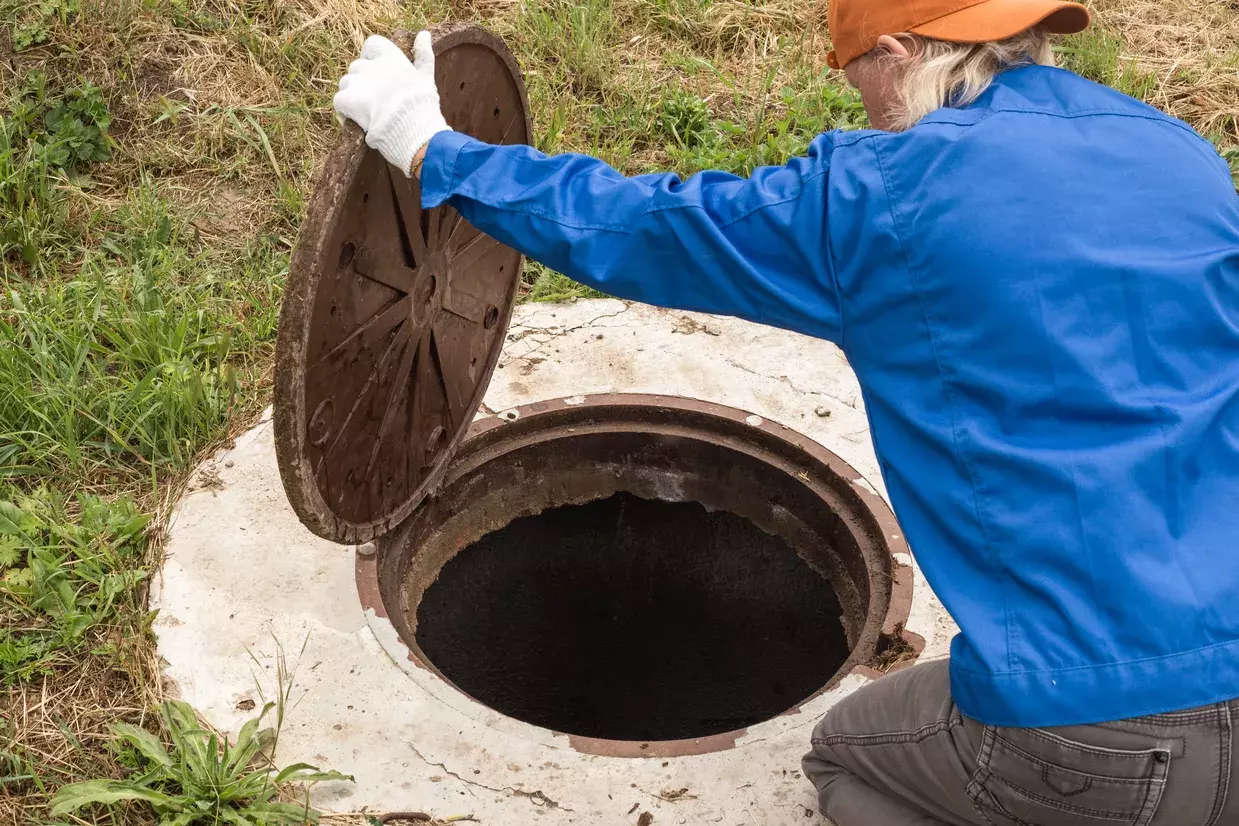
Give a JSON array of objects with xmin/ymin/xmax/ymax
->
[{"xmin": 415, "ymin": 493, "xmax": 849, "ymax": 741}]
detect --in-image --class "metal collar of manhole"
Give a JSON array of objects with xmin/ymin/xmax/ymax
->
[
  {"xmin": 353, "ymin": 395, "xmax": 924, "ymax": 758},
  {"xmin": 274, "ymin": 24, "xmax": 531, "ymax": 543}
]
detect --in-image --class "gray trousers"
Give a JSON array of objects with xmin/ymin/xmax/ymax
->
[{"xmin": 802, "ymin": 660, "xmax": 1239, "ymax": 825}]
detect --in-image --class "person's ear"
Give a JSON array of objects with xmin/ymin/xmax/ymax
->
[{"xmin": 875, "ymin": 34, "xmax": 911, "ymax": 59}]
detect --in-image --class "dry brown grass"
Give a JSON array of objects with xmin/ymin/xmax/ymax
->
[
  {"xmin": 1, "ymin": 0, "xmax": 406, "ymax": 257},
  {"xmin": 0, "ymin": 648, "xmax": 163, "ymax": 825},
  {"xmin": 1090, "ymin": 0, "xmax": 1239, "ymax": 145}
]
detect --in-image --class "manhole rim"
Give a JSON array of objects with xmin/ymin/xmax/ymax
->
[{"xmin": 356, "ymin": 393, "xmax": 921, "ymax": 758}]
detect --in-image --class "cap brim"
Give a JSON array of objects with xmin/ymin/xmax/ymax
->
[{"xmin": 910, "ymin": 0, "xmax": 1089, "ymax": 42}]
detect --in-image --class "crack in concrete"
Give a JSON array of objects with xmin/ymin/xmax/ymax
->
[
  {"xmin": 639, "ymin": 786, "xmax": 698, "ymax": 803},
  {"xmin": 409, "ymin": 745, "xmax": 573, "ymax": 812},
  {"xmin": 506, "ymin": 305, "xmax": 632, "ymax": 362},
  {"xmin": 722, "ymin": 357, "xmax": 861, "ymax": 408}
]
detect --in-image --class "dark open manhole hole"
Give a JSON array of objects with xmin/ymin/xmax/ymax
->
[
  {"xmin": 368, "ymin": 396, "xmax": 917, "ymax": 752},
  {"xmin": 416, "ymin": 493, "xmax": 849, "ymax": 741}
]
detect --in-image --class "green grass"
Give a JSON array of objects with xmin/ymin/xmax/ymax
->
[
  {"xmin": 524, "ymin": 261, "xmax": 607, "ymax": 302},
  {"xmin": 661, "ymin": 67, "xmax": 867, "ymax": 175},
  {"xmin": 0, "ymin": 8, "xmax": 301, "ymax": 814},
  {"xmin": 1, "ymin": 0, "xmax": 1236, "ymax": 821},
  {"xmin": 0, "ymin": 196, "xmax": 286, "ymax": 481},
  {"xmin": 517, "ymin": 0, "xmax": 620, "ymax": 100},
  {"xmin": 51, "ymin": 683, "xmax": 351, "ymax": 825},
  {"xmin": 0, "ymin": 486, "xmax": 149, "ymax": 683},
  {"xmin": 2, "ymin": 0, "xmax": 80, "ymax": 52},
  {"xmin": 0, "ymin": 69, "xmax": 113, "ymax": 277},
  {"xmin": 1224, "ymin": 147, "xmax": 1239, "ymax": 187},
  {"xmin": 1057, "ymin": 27, "xmax": 1158, "ymax": 100},
  {"xmin": 0, "ymin": 128, "xmax": 69, "ymax": 279}
]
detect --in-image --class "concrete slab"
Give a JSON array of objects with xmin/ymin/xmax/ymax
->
[{"xmin": 153, "ymin": 300, "xmax": 956, "ymax": 825}]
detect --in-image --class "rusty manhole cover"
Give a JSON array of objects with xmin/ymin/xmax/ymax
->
[{"xmin": 274, "ymin": 24, "xmax": 531, "ymax": 543}]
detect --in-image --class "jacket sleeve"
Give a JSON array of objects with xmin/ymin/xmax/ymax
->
[{"xmin": 419, "ymin": 130, "xmax": 846, "ymax": 343}]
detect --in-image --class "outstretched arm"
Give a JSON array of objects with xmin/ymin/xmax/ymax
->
[
  {"xmin": 336, "ymin": 32, "xmax": 844, "ymax": 343},
  {"xmin": 419, "ymin": 131, "xmax": 844, "ymax": 341}
]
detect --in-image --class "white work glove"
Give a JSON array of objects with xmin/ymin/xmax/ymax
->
[{"xmin": 333, "ymin": 32, "xmax": 450, "ymax": 176}]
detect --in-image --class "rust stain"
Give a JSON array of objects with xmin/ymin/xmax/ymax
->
[
  {"xmin": 354, "ymin": 553, "xmax": 386, "ymax": 619},
  {"xmin": 567, "ymin": 730, "xmax": 744, "ymax": 758}
]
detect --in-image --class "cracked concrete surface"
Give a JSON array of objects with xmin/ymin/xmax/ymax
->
[{"xmin": 153, "ymin": 299, "xmax": 955, "ymax": 825}]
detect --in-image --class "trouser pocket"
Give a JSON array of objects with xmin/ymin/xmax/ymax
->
[{"xmin": 967, "ymin": 725, "xmax": 1170, "ymax": 826}]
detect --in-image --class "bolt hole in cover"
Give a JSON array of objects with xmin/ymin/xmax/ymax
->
[{"xmin": 274, "ymin": 24, "xmax": 531, "ymax": 543}]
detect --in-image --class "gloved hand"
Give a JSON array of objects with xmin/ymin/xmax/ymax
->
[{"xmin": 333, "ymin": 32, "xmax": 450, "ymax": 177}]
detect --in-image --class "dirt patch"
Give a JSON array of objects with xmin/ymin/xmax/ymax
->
[
  {"xmin": 134, "ymin": 56, "xmax": 178, "ymax": 98},
  {"xmin": 869, "ymin": 623, "xmax": 919, "ymax": 673},
  {"xmin": 189, "ymin": 183, "xmax": 261, "ymax": 239}
]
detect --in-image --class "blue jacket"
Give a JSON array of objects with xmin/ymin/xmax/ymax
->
[{"xmin": 421, "ymin": 65, "xmax": 1239, "ymax": 727}]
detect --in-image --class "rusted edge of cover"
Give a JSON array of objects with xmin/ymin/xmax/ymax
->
[{"xmin": 274, "ymin": 24, "xmax": 532, "ymax": 544}]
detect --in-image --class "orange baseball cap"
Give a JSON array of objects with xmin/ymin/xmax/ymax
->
[{"xmin": 826, "ymin": 0, "xmax": 1091, "ymax": 70}]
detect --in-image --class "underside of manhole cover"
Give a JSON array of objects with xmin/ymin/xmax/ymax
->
[{"xmin": 274, "ymin": 23, "xmax": 531, "ymax": 544}]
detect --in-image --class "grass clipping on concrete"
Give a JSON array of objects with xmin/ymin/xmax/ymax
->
[{"xmin": 1, "ymin": 0, "xmax": 1237, "ymax": 823}]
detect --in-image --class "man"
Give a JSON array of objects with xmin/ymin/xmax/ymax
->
[{"xmin": 333, "ymin": 0, "xmax": 1239, "ymax": 821}]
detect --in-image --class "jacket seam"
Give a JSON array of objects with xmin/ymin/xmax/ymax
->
[
  {"xmin": 449, "ymin": 199, "xmax": 632, "ymax": 233},
  {"xmin": 648, "ymin": 167, "xmax": 831, "ymax": 228},
  {"xmin": 454, "ymin": 168, "xmax": 833, "ymax": 235},
  {"xmin": 437, "ymin": 132, "xmax": 468, "ymax": 195},
  {"xmin": 922, "ymin": 106, "xmax": 1208, "ymax": 146},
  {"xmin": 870, "ymin": 136, "xmax": 1012, "ymax": 671},
  {"xmin": 827, "ymin": 146, "xmax": 862, "ymax": 352},
  {"xmin": 1031, "ymin": 284, "xmax": 1097, "ymax": 636},
  {"xmin": 952, "ymin": 634, "xmax": 1239, "ymax": 677}
]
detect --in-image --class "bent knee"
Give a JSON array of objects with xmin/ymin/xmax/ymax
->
[{"xmin": 802, "ymin": 712, "xmax": 848, "ymax": 788}]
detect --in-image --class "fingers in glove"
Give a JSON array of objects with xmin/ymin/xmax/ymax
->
[
  {"xmin": 332, "ymin": 89, "xmax": 372, "ymax": 130},
  {"xmin": 360, "ymin": 34, "xmax": 404, "ymax": 61},
  {"xmin": 349, "ymin": 55, "xmax": 387, "ymax": 73},
  {"xmin": 337, "ymin": 72, "xmax": 363, "ymax": 93},
  {"xmin": 412, "ymin": 30, "xmax": 435, "ymax": 76},
  {"xmin": 345, "ymin": 60, "xmax": 379, "ymax": 80}
]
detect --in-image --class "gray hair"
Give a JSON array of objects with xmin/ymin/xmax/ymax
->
[{"xmin": 885, "ymin": 28, "xmax": 1056, "ymax": 131}]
